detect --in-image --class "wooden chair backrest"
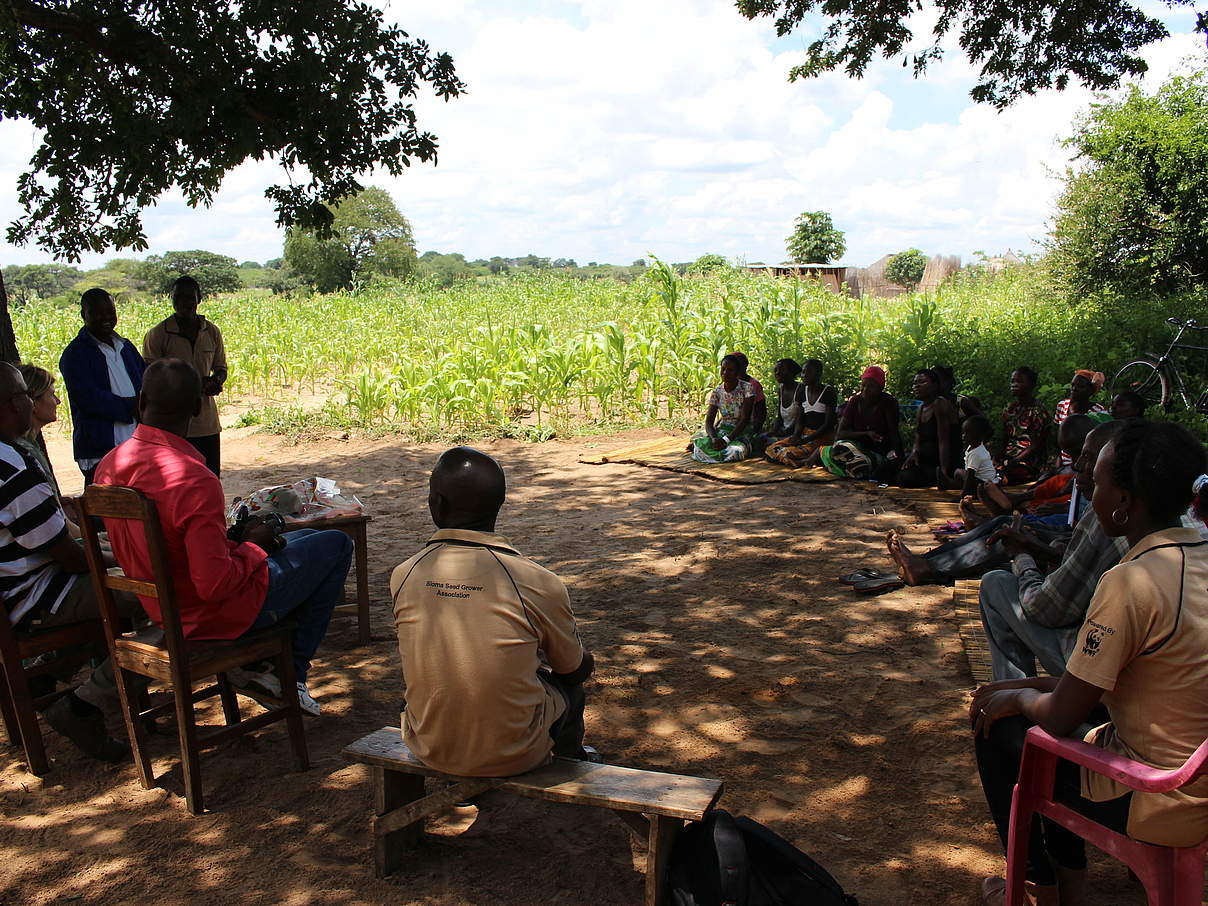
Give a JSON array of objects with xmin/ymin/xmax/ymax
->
[{"xmin": 78, "ymin": 485, "xmax": 189, "ymax": 665}]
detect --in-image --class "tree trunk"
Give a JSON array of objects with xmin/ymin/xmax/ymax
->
[{"xmin": 0, "ymin": 271, "xmax": 21, "ymax": 364}]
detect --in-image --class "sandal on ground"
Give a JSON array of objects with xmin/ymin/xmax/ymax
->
[
  {"xmin": 851, "ymin": 574, "xmax": 905, "ymax": 594},
  {"xmin": 837, "ymin": 568, "xmax": 896, "ymax": 585}
]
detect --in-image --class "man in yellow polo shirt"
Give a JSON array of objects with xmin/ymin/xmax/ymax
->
[{"xmin": 390, "ymin": 447, "xmax": 596, "ymax": 776}]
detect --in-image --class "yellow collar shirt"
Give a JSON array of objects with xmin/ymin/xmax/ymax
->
[
  {"xmin": 390, "ymin": 528, "xmax": 587, "ymax": 777},
  {"xmin": 1067, "ymin": 527, "xmax": 1208, "ymax": 846},
  {"xmin": 142, "ymin": 316, "xmax": 227, "ymax": 438}
]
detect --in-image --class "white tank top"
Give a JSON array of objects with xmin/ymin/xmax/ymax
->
[{"xmin": 800, "ymin": 385, "xmax": 833, "ymax": 414}]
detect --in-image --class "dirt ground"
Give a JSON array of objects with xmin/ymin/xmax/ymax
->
[{"xmin": 0, "ymin": 426, "xmax": 1147, "ymax": 905}]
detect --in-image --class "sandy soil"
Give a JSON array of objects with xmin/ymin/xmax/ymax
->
[{"xmin": 0, "ymin": 427, "xmax": 1146, "ymax": 905}]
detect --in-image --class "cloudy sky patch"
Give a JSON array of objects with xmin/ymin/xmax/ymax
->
[{"xmin": 0, "ymin": 1, "xmax": 1203, "ymax": 269}]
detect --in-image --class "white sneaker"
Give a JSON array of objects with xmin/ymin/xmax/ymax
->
[{"xmin": 295, "ymin": 682, "xmax": 321, "ymax": 718}]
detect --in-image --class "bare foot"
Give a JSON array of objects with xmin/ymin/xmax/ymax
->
[
  {"xmin": 886, "ymin": 532, "xmax": 934, "ymax": 586},
  {"xmin": 959, "ymin": 496, "xmax": 984, "ymax": 529}
]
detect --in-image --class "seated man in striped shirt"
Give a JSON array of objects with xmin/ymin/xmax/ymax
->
[{"xmin": 0, "ymin": 362, "xmax": 139, "ymax": 763}]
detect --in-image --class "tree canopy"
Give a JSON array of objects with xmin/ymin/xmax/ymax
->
[
  {"xmin": 0, "ymin": 0, "xmax": 464, "ymax": 261},
  {"xmin": 885, "ymin": 249, "xmax": 928, "ymax": 290},
  {"xmin": 786, "ymin": 211, "xmax": 845, "ymax": 264},
  {"xmin": 736, "ymin": 0, "xmax": 1198, "ymax": 107},
  {"xmin": 285, "ymin": 186, "xmax": 416, "ymax": 292},
  {"xmin": 136, "ymin": 250, "xmax": 242, "ymax": 294},
  {"xmin": 1047, "ymin": 71, "xmax": 1208, "ymax": 300}
]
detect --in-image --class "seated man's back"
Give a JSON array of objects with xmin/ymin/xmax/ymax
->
[{"xmin": 391, "ymin": 447, "xmax": 591, "ymax": 777}]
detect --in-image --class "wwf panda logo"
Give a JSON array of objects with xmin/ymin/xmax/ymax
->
[{"xmin": 1082, "ymin": 627, "xmax": 1104, "ymax": 657}]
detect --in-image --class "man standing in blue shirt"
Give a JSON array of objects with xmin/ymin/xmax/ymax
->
[{"xmin": 58, "ymin": 289, "xmax": 146, "ymax": 485}]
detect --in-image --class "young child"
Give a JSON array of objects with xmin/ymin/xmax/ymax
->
[{"xmin": 939, "ymin": 414, "xmax": 998, "ymax": 495}]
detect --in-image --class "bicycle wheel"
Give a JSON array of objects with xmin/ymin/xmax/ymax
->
[{"xmin": 1111, "ymin": 359, "xmax": 1170, "ymax": 411}]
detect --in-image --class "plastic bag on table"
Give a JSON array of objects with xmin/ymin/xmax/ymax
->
[{"xmin": 227, "ymin": 476, "xmax": 365, "ymax": 526}]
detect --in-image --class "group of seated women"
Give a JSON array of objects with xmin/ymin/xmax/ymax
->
[{"xmin": 689, "ymin": 354, "xmax": 1136, "ymax": 493}]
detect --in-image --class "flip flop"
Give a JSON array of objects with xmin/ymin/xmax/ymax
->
[
  {"xmin": 837, "ymin": 568, "xmax": 895, "ymax": 585},
  {"xmin": 852, "ymin": 575, "xmax": 905, "ymax": 594},
  {"xmin": 934, "ymin": 520, "xmax": 965, "ymax": 533}
]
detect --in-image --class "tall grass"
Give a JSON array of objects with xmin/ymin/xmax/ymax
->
[{"xmin": 14, "ymin": 263, "xmax": 1206, "ymax": 438}]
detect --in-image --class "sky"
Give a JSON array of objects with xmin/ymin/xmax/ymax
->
[{"xmin": 0, "ymin": 0, "xmax": 1205, "ymax": 270}]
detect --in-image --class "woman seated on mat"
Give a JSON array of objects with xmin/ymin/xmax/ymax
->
[
  {"xmin": 689, "ymin": 354, "xmax": 756, "ymax": 463},
  {"xmin": 766, "ymin": 358, "xmax": 837, "ymax": 467},
  {"xmin": 933, "ymin": 364, "xmax": 982, "ymax": 419},
  {"xmin": 998, "ymin": 366, "xmax": 1052, "ymax": 486},
  {"xmin": 757, "ymin": 358, "xmax": 801, "ymax": 448},
  {"xmin": 16, "ymin": 364, "xmax": 81, "ymax": 538},
  {"xmin": 1054, "ymin": 370, "xmax": 1109, "ymax": 466},
  {"xmin": 970, "ymin": 419, "xmax": 1208, "ymax": 906},
  {"xmin": 729, "ymin": 352, "xmax": 766, "ymax": 440},
  {"xmin": 894, "ymin": 368, "xmax": 961, "ymax": 488},
  {"xmin": 806, "ymin": 365, "xmax": 902, "ymax": 479}
]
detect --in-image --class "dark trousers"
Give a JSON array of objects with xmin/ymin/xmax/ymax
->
[
  {"xmin": 81, "ymin": 465, "xmax": 98, "ymax": 487},
  {"xmin": 187, "ymin": 434, "xmax": 221, "ymax": 477},
  {"xmin": 974, "ymin": 714, "xmax": 1131, "ymax": 885},
  {"xmin": 542, "ymin": 670, "xmax": 588, "ymax": 758}
]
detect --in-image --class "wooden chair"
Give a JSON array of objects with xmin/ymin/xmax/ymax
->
[
  {"xmin": 1006, "ymin": 725, "xmax": 1208, "ymax": 906},
  {"xmin": 0, "ymin": 613, "xmax": 106, "ymax": 775},
  {"xmin": 79, "ymin": 484, "xmax": 309, "ymax": 815}
]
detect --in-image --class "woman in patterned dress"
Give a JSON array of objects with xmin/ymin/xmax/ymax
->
[{"xmin": 689, "ymin": 354, "xmax": 755, "ymax": 463}]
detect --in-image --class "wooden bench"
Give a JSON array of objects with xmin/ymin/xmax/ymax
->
[{"xmin": 343, "ymin": 727, "xmax": 724, "ymax": 906}]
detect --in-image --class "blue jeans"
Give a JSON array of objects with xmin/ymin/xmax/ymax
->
[{"xmin": 246, "ymin": 529, "xmax": 353, "ymax": 682}]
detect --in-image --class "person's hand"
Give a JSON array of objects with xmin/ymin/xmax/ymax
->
[
  {"xmin": 867, "ymin": 431, "xmax": 884, "ymax": 444},
  {"xmin": 202, "ymin": 376, "xmax": 222, "ymax": 396},
  {"xmin": 242, "ymin": 515, "xmax": 282, "ymax": 550},
  {"xmin": 61, "ymin": 496, "xmax": 81, "ymax": 523},
  {"xmin": 969, "ymin": 686, "xmax": 1023, "ymax": 737},
  {"xmin": 986, "ymin": 525, "xmax": 1032, "ymax": 555}
]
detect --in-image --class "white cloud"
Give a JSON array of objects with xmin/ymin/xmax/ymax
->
[{"xmin": 0, "ymin": 3, "xmax": 1204, "ymax": 271}]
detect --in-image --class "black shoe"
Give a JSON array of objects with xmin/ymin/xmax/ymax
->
[{"xmin": 44, "ymin": 694, "xmax": 130, "ymax": 763}]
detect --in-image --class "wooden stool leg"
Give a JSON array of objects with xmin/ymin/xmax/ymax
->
[
  {"xmin": 216, "ymin": 672, "xmax": 241, "ymax": 726},
  {"xmin": 171, "ymin": 678, "xmax": 205, "ymax": 815},
  {"xmin": 115, "ymin": 667, "xmax": 155, "ymax": 789},
  {"xmin": 0, "ymin": 668, "xmax": 18, "ymax": 746},
  {"xmin": 644, "ymin": 814, "xmax": 683, "ymax": 906},
  {"xmin": 373, "ymin": 767, "xmax": 425, "ymax": 878},
  {"xmin": 273, "ymin": 646, "xmax": 308, "ymax": 772},
  {"xmin": 354, "ymin": 523, "xmax": 370, "ymax": 645}
]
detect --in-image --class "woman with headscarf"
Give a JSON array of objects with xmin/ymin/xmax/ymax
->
[
  {"xmin": 765, "ymin": 358, "xmax": 837, "ymax": 467},
  {"xmin": 971, "ymin": 420, "xmax": 1208, "ymax": 905},
  {"xmin": 1055, "ymin": 369, "xmax": 1109, "ymax": 465},
  {"xmin": 807, "ymin": 365, "xmax": 902, "ymax": 479}
]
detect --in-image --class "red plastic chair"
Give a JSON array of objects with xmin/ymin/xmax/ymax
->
[{"xmin": 1006, "ymin": 725, "xmax": 1208, "ymax": 906}]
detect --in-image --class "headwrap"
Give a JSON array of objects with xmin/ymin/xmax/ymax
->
[
  {"xmin": 861, "ymin": 365, "xmax": 886, "ymax": 388},
  {"xmin": 1194, "ymin": 474, "xmax": 1208, "ymax": 495},
  {"xmin": 1072, "ymin": 369, "xmax": 1105, "ymax": 391}
]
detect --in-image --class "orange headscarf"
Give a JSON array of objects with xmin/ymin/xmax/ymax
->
[{"xmin": 1073, "ymin": 369, "xmax": 1105, "ymax": 391}]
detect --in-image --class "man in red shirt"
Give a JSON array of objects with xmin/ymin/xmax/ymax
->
[{"xmin": 96, "ymin": 358, "xmax": 352, "ymax": 715}]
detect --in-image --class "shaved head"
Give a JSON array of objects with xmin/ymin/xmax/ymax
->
[
  {"xmin": 139, "ymin": 358, "xmax": 203, "ymax": 426},
  {"xmin": 428, "ymin": 446, "xmax": 506, "ymax": 530}
]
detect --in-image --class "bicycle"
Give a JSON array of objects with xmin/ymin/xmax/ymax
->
[{"xmin": 1110, "ymin": 317, "xmax": 1208, "ymax": 413}]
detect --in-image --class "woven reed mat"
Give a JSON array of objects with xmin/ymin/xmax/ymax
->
[
  {"xmin": 579, "ymin": 437, "xmax": 840, "ymax": 484},
  {"xmin": 953, "ymin": 579, "xmax": 993, "ymax": 685}
]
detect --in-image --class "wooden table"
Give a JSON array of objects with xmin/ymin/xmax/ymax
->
[{"xmin": 287, "ymin": 513, "xmax": 373, "ymax": 644}]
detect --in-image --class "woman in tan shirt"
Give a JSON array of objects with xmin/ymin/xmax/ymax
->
[{"xmin": 970, "ymin": 419, "xmax": 1208, "ymax": 906}]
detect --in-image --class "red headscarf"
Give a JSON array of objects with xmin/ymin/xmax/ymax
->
[{"xmin": 861, "ymin": 365, "xmax": 886, "ymax": 388}]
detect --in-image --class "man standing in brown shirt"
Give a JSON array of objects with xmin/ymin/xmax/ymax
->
[
  {"xmin": 142, "ymin": 275, "xmax": 227, "ymax": 475},
  {"xmin": 390, "ymin": 447, "xmax": 596, "ymax": 776}
]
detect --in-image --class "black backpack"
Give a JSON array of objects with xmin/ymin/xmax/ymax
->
[{"xmin": 668, "ymin": 809, "xmax": 859, "ymax": 906}]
